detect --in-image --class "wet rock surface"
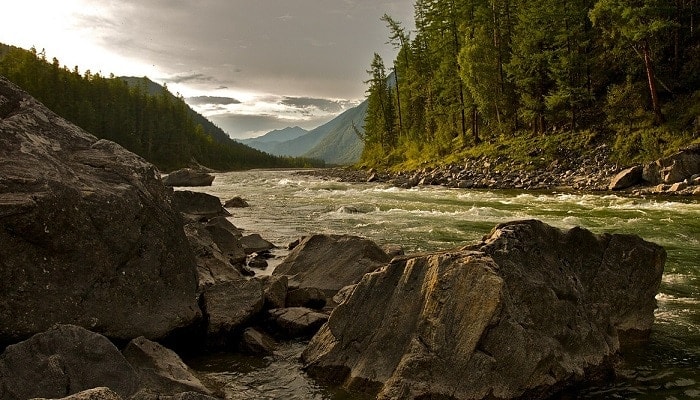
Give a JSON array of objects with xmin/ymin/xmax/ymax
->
[{"xmin": 302, "ymin": 220, "xmax": 665, "ymax": 399}]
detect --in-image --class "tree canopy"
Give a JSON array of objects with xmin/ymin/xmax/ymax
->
[{"xmin": 361, "ymin": 0, "xmax": 700, "ymax": 168}]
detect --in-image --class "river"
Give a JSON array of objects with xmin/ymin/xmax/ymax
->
[{"xmin": 184, "ymin": 169, "xmax": 699, "ymax": 399}]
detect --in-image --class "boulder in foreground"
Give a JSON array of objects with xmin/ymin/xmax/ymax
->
[
  {"xmin": 302, "ymin": 220, "xmax": 665, "ymax": 400},
  {"xmin": 0, "ymin": 77, "xmax": 199, "ymax": 344},
  {"xmin": 0, "ymin": 325, "xmax": 138, "ymax": 400}
]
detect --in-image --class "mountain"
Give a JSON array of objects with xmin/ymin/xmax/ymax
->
[
  {"xmin": 303, "ymin": 100, "xmax": 367, "ymax": 164},
  {"xmin": 121, "ymin": 76, "xmax": 233, "ymax": 145},
  {"xmin": 242, "ymin": 101, "xmax": 367, "ymax": 165},
  {"xmin": 242, "ymin": 126, "xmax": 309, "ymax": 144},
  {"xmin": 238, "ymin": 126, "xmax": 310, "ymax": 154}
]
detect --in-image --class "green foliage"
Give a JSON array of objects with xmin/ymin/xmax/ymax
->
[
  {"xmin": 361, "ymin": 0, "xmax": 700, "ymax": 169},
  {"xmin": 0, "ymin": 44, "xmax": 321, "ymax": 172}
]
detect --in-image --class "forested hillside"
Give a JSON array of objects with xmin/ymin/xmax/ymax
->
[
  {"xmin": 0, "ymin": 44, "xmax": 322, "ymax": 171},
  {"xmin": 362, "ymin": 0, "xmax": 700, "ymax": 169}
]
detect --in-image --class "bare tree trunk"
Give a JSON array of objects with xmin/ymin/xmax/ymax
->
[{"xmin": 642, "ymin": 40, "xmax": 664, "ymax": 124}]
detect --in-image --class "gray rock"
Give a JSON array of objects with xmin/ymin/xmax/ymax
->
[
  {"xmin": 30, "ymin": 387, "xmax": 123, "ymax": 400},
  {"xmin": 0, "ymin": 325, "xmax": 138, "ymax": 400},
  {"xmin": 241, "ymin": 328, "xmax": 277, "ymax": 355},
  {"xmin": 260, "ymin": 275, "xmax": 288, "ymax": 310},
  {"xmin": 608, "ymin": 165, "xmax": 643, "ymax": 190},
  {"xmin": 643, "ymin": 147, "xmax": 700, "ymax": 185},
  {"xmin": 223, "ymin": 196, "xmax": 249, "ymax": 208},
  {"xmin": 268, "ymin": 308, "xmax": 329, "ymax": 338},
  {"xmin": 184, "ymin": 223, "xmax": 243, "ymax": 291},
  {"xmin": 0, "ymin": 77, "xmax": 199, "ymax": 344},
  {"xmin": 200, "ymin": 279, "xmax": 264, "ymax": 346},
  {"xmin": 171, "ymin": 191, "xmax": 229, "ymax": 219},
  {"xmin": 302, "ymin": 220, "xmax": 665, "ymax": 400},
  {"xmin": 239, "ymin": 234, "xmax": 275, "ymax": 254},
  {"xmin": 272, "ymin": 234, "xmax": 390, "ymax": 294},
  {"xmin": 122, "ymin": 337, "xmax": 212, "ymax": 395},
  {"xmin": 331, "ymin": 284, "xmax": 357, "ymax": 306},
  {"xmin": 162, "ymin": 169, "xmax": 215, "ymax": 187}
]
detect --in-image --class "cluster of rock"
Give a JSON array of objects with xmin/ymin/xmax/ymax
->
[
  {"xmin": 0, "ymin": 77, "xmax": 669, "ymax": 400},
  {"xmin": 304, "ymin": 143, "xmax": 700, "ymax": 196},
  {"xmin": 608, "ymin": 144, "xmax": 700, "ymax": 195},
  {"xmin": 304, "ymin": 144, "xmax": 617, "ymax": 191}
]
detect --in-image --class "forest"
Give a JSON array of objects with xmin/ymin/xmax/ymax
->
[
  {"xmin": 0, "ymin": 44, "xmax": 322, "ymax": 172},
  {"xmin": 362, "ymin": 0, "xmax": 700, "ymax": 169}
]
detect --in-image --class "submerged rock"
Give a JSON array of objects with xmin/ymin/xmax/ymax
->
[
  {"xmin": 0, "ymin": 77, "xmax": 199, "ymax": 344},
  {"xmin": 302, "ymin": 220, "xmax": 665, "ymax": 400}
]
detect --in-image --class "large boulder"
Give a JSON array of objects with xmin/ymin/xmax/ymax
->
[
  {"xmin": 171, "ymin": 190, "xmax": 229, "ymax": 219},
  {"xmin": 0, "ymin": 77, "xmax": 199, "ymax": 344},
  {"xmin": 0, "ymin": 325, "xmax": 138, "ymax": 400},
  {"xmin": 302, "ymin": 220, "xmax": 665, "ymax": 400},
  {"xmin": 122, "ymin": 337, "xmax": 212, "ymax": 395},
  {"xmin": 643, "ymin": 145, "xmax": 700, "ymax": 185},
  {"xmin": 184, "ymin": 222, "xmax": 245, "ymax": 291},
  {"xmin": 162, "ymin": 168, "xmax": 215, "ymax": 187},
  {"xmin": 272, "ymin": 234, "xmax": 391, "ymax": 294},
  {"xmin": 200, "ymin": 279, "xmax": 264, "ymax": 347},
  {"xmin": 608, "ymin": 165, "xmax": 643, "ymax": 190}
]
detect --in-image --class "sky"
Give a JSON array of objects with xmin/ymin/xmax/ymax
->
[{"xmin": 0, "ymin": 0, "xmax": 415, "ymax": 139}]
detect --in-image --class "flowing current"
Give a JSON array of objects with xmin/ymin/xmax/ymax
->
[{"xmin": 184, "ymin": 169, "xmax": 699, "ymax": 400}]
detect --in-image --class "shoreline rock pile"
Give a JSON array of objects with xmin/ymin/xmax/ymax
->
[{"xmin": 302, "ymin": 143, "xmax": 700, "ymax": 196}]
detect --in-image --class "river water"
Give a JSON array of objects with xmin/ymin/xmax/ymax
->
[{"xmin": 185, "ymin": 169, "xmax": 699, "ymax": 399}]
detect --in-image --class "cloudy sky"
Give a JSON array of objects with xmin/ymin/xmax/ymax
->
[{"xmin": 0, "ymin": 0, "xmax": 414, "ymax": 138}]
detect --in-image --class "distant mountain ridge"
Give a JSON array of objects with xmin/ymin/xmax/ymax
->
[{"xmin": 242, "ymin": 100, "xmax": 367, "ymax": 165}]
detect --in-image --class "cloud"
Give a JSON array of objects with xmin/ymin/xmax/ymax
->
[
  {"xmin": 207, "ymin": 112, "xmax": 335, "ymax": 139},
  {"xmin": 280, "ymin": 97, "xmax": 355, "ymax": 113},
  {"xmin": 165, "ymin": 73, "xmax": 216, "ymax": 84},
  {"xmin": 187, "ymin": 96, "xmax": 241, "ymax": 106}
]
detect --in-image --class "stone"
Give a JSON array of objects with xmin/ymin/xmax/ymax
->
[
  {"xmin": 30, "ymin": 387, "xmax": 123, "ymax": 400},
  {"xmin": 381, "ymin": 244, "xmax": 405, "ymax": 259},
  {"xmin": 302, "ymin": 220, "xmax": 665, "ymax": 400},
  {"xmin": 248, "ymin": 255, "xmax": 269, "ymax": 270},
  {"xmin": 200, "ymin": 279, "xmax": 264, "ymax": 346},
  {"xmin": 171, "ymin": 190, "xmax": 229, "ymax": 219},
  {"xmin": 0, "ymin": 325, "xmax": 138, "ymax": 400},
  {"xmin": 643, "ymin": 147, "xmax": 700, "ymax": 185},
  {"xmin": 608, "ymin": 165, "xmax": 643, "ymax": 190},
  {"xmin": 286, "ymin": 287, "xmax": 327, "ymax": 310},
  {"xmin": 331, "ymin": 284, "xmax": 357, "ymax": 306},
  {"xmin": 241, "ymin": 327, "xmax": 277, "ymax": 355},
  {"xmin": 669, "ymin": 181, "xmax": 688, "ymax": 192},
  {"xmin": 122, "ymin": 337, "xmax": 212, "ymax": 395},
  {"xmin": 129, "ymin": 390, "xmax": 220, "ymax": 400},
  {"xmin": 272, "ymin": 234, "xmax": 391, "ymax": 294},
  {"xmin": 162, "ymin": 168, "xmax": 215, "ymax": 187},
  {"xmin": 223, "ymin": 196, "xmax": 249, "ymax": 208},
  {"xmin": 184, "ymin": 223, "xmax": 243, "ymax": 291},
  {"xmin": 260, "ymin": 275, "xmax": 288, "ymax": 310},
  {"xmin": 0, "ymin": 77, "xmax": 199, "ymax": 344},
  {"xmin": 239, "ymin": 234, "xmax": 275, "ymax": 254},
  {"xmin": 205, "ymin": 216, "xmax": 242, "ymax": 238},
  {"xmin": 267, "ymin": 308, "xmax": 329, "ymax": 339}
]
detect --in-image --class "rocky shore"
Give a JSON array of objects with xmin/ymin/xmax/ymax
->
[
  {"xmin": 0, "ymin": 76, "xmax": 671, "ymax": 400},
  {"xmin": 300, "ymin": 143, "xmax": 700, "ymax": 197}
]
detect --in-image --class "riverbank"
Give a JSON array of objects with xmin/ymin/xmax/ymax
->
[{"xmin": 301, "ymin": 143, "xmax": 700, "ymax": 197}]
